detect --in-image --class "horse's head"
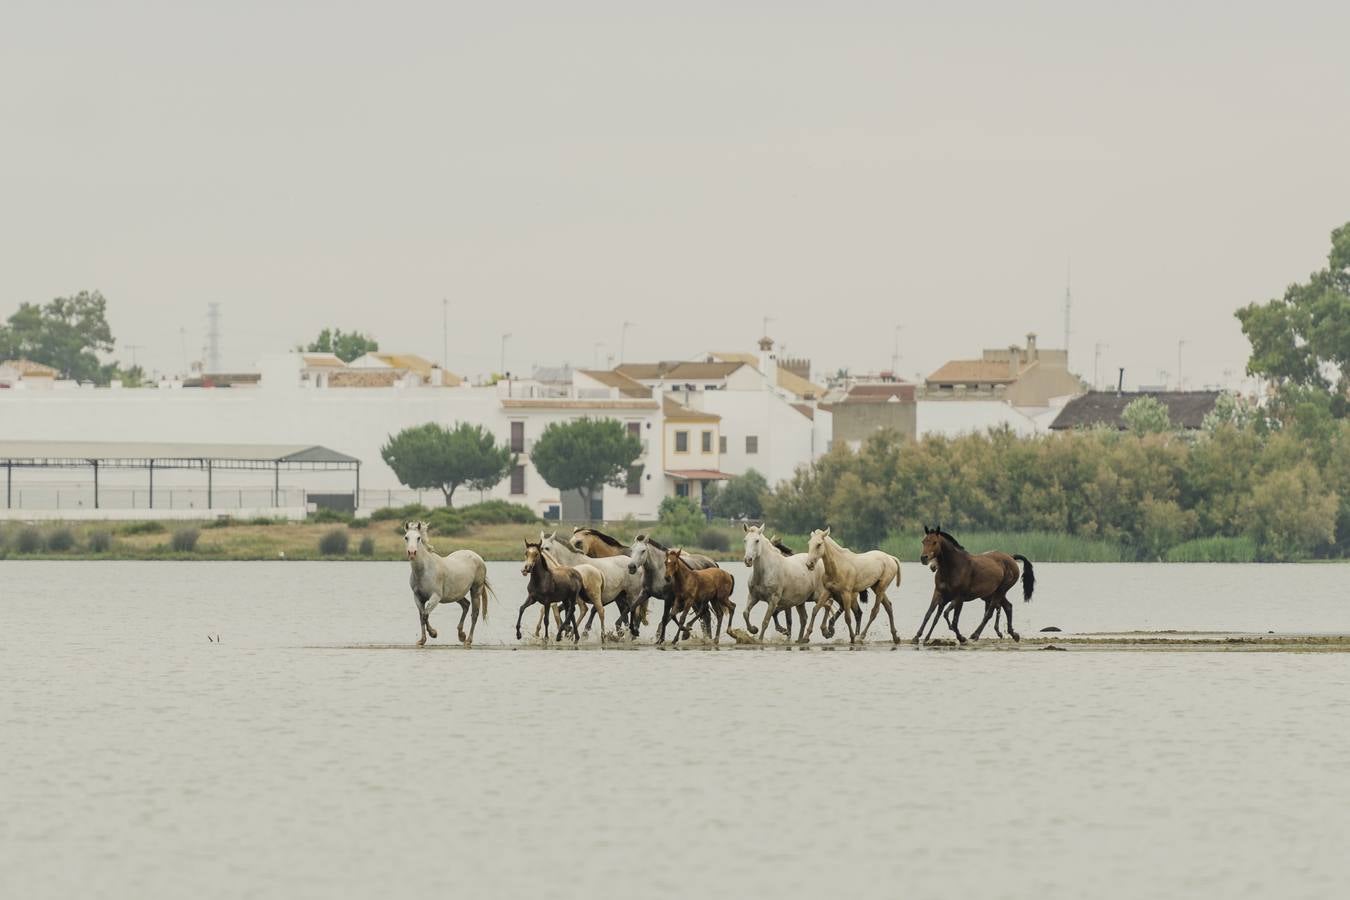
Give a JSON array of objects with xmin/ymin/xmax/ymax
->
[
  {"xmin": 402, "ymin": 521, "xmax": 428, "ymax": 560},
  {"xmin": 570, "ymin": 527, "xmax": 589, "ymax": 553},
  {"xmin": 522, "ymin": 539, "xmax": 542, "ymax": 576},
  {"xmin": 663, "ymin": 547, "xmax": 684, "ymax": 579},
  {"xmin": 920, "ymin": 525, "xmax": 942, "ymax": 571},
  {"xmin": 743, "ymin": 522, "xmax": 766, "ymax": 567},
  {"xmin": 628, "ymin": 538, "xmax": 648, "ymax": 575},
  {"xmin": 805, "ymin": 527, "xmax": 830, "ymax": 570}
]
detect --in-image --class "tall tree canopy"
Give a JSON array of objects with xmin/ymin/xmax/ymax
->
[
  {"xmin": 530, "ymin": 418, "xmax": 643, "ymax": 519},
  {"xmin": 0, "ymin": 290, "xmax": 115, "ymax": 382},
  {"xmin": 381, "ymin": 422, "xmax": 513, "ymax": 507},
  {"xmin": 305, "ymin": 328, "xmax": 379, "ymax": 363},
  {"xmin": 1236, "ymin": 222, "xmax": 1350, "ymax": 416}
]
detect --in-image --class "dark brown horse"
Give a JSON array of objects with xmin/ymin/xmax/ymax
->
[
  {"xmin": 516, "ymin": 541, "xmax": 594, "ymax": 644},
  {"xmin": 662, "ymin": 548, "xmax": 736, "ymax": 646},
  {"xmin": 913, "ymin": 526, "xmax": 1034, "ymax": 644}
]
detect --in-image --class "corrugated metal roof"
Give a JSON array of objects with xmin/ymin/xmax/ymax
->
[{"xmin": 0, "ymin": 440, "xmax": 360, "ymax": 465}]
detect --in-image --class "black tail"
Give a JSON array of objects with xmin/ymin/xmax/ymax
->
[{"xmin": 1012, "ymin": 555, "xmax": 1035, "ymax": 602}]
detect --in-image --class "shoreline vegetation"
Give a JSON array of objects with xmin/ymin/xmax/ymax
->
[{"xmin": 0, "ymin": 509, "xmax": 1299, "ymax": 564}]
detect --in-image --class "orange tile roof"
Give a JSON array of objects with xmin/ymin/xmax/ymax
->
[
  {"xmin": 1, "ymin": 359, "xmax": 60, "ymax": 377},
  {"xmin": 926, "ymin": 360, "xmax": 1018, "ymax": 384},
  {"xmin": 663, "ymin": 396, "xmax": 721, "ymax": 422},
  {"xmin": 577, "ymin": 369, "xmax": 651, "ymax": 398}
]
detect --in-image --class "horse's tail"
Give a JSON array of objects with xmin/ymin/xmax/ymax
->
[
  {"xmin": 480, "ymin": 573, "xmax": 495, "ymax": 621},
  {"xmin": 858, "ymin": 589, "xmax": 869, "ymax": 605},
  {"xmin": 890, "ymin": 555, "xmax": 903, "ymax": 590},
  {"xmin": 1012, "ymin": 555, "xmax": 1035, "ymax": 602}
]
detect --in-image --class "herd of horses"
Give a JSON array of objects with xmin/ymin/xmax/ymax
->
[{"xmin": 400, "ymin": 520, "xmax": 1035, "ymax": 648}]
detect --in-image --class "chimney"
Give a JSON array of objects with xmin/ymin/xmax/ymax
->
[
  {"xmin": 1026, "ymin": 332, "xmax": 1038, "ymax": 362},
  {"xmin": 1117, "ymin": 368, "xmax": 1125, "ymax": 394}
]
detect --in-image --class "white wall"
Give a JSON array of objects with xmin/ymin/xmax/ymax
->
[
  {"xmin": 700, "ymin": 390, "xmax": 818, "ymax": 489},
  {"xmin": 0, "ymin": 387, "xmax": 666, "ymax": 518}
]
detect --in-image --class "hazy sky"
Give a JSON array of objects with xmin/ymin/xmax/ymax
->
[{"xmin": 3, "ymin": 1, "xmax": 1348, "ymax": 389}]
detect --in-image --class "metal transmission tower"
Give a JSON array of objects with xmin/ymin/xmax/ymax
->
[{"xmin": 206, "ymin": 303, "xmax": 222, "ymax": 373}]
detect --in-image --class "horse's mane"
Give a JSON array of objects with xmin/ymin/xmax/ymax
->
[
  {"xmin": 640, "ymin": 535, "xmax": 669, "ymax": 552},
  {"xmin": 579, "ymin": 527, "xmax": 626, "ymax": 549},
  {"xmin": 937, "ymin": 530, "xmax": 965, "ymax": 550},
  {"xmin": 771, "ymin": 538, "xmax": 795, "ymax": 556}
]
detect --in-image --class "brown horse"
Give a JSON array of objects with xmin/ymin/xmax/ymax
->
[
  {"xmin": 913, "ymin": 526, "xmax": 1034, "ymax": 644},
  {"xmin": 570, "ymin": 526, "xmax": 628, "ymax": 557},
  {"xmin": 516, "ymin": 540, "xmax": 594, "ymax": 644},
  {"xmin": 662, "ymin": 548, "xmax": 736, "ymax": 646}
]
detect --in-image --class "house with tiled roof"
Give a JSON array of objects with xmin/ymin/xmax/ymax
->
[
  {"xmin": 0, "ymin": 359, "xmax": 60, "ymax": 388},
  {"xmin": 1050, "ymin": 391, "xmax": 1221, "ymax": 431},
  {"xmin": 925, "ymin": 333, "xmax": 1084, "ymax": 408},
  {"xmin": 348, "ymin": 351, "xmax": 462, "ymax": 386}
]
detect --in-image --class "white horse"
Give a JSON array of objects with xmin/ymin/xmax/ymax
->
[
  {"xmin": 403, "ymin": 521, "xmax": 494, "ymax": 646},
  {"xmin": 742, "ymin": 524, "xmax": 828, "ymax": 643},
  {"xmin": 540, "ymin": 531, "xmax": 645, "ymax": 637},
  {"xmin": 803, "ymin": 527, "xmax": 902, "ymax": 644}
]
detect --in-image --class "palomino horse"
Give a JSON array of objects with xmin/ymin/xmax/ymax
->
[
  {"xmin": 742, "ymin": 525, "xmax": 827, "ymax": 642},
  {"xmin": 803, "ymin": 528, "xmax": 903, "ymax": 644},
  {"xmin": 914, "ymin": 526, "xmax": 1034, "ymax": 644},
  {"xmin": 403, "ymin": 521, "xmax": 493, "ymax": 646},
  {"xmin": 516, "ymin": 540, "xmax": 593, "ymax": 643},
  {"xmin": 541, "ymin": 532, "xmax": 644, "ymax": 637},
  {"xmin": 663, "ymin": 548, "xmax": 736, "ymax": 646},
  {"xmin": 628, "ymin": 535, "xmax": 719, "ymax": 639},
  {"xmin": 570, "ymin": 527, "xmax": 629, "ymax": 558}
]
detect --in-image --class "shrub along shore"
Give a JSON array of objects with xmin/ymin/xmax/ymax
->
[{"xmin": 0, "ymin": 504, "xmax": 1314, "ymax": 564}]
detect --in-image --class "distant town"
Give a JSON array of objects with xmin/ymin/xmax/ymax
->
[{"xmin": 1, "ymin": 330, "xmax": 1223, "ymax": 521}]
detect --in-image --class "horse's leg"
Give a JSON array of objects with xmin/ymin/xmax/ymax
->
[
  {"xmin": 969, "ymin": 598, "xmax": 998, "ymax": 642},
  {"xmin": 467, "ymin": 589, "xmax": 481, "ymax": 646},
  {"xmin": 775, "ymin": 606, "xmax": 792, "ymax": 636},
  {"xmin": 759, "ymin": 600, "xmax": 777, "ymax": 644},
  {"xmin": 860, "ymin": 587, "xmax": 884, "ymax": 642},
  {"xmin": 423, "ymin": 592, "xmax": 441, "ymax": 640},
  {"xmin": 878, "ymin": 591, "xmax": 901, "ymax": 644},
  {"xmin": 414, "ymin": 592, "xmax": 429, "ymax": 646},
  {"xmin": 924, "ymin": 595, "xmax": 950, "ymax": 644},
  {"xmin": 533, "ymin": 604, "xmax": 547, "ymax": 638},
  {"xmin": 743, "ymin": 594, "xmax": 760, "ymax": 634},
  {"xmin": 805, "ymin": 595, "xmax": 828, "ymax": 642},
  {"xmin": 656, "ymin": 596, "xmax": 674, "ymax": 645},
  {"xmin": 515, "ymin": 596, "xmax": 536, "ymax": 641},
  {"xmin": 993, "ymin": 604, "xmax": 1004, "ymax": 639},
  {"xmin": 842, "ymin": 597, "xmax": 858, "ymax": 644},
  {"xmin": 907, "ymin": 593, "xmax": 939, "ymax": 644},
  {"xmin": 456, "ymin": 597, "xmax": 470, "ymax": 644},
  {"xmin": 1000, "ymin": 597, "xmax": 1019, "ymax": 642},
  {"xmin": 947, "ymin": 600, "xmax": 967, "ymax": 645}
]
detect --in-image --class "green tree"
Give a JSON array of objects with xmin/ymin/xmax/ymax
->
[
  {"xmin": 530, "ymin": 418, "xmax": 642, "ymax": 519},
  {"xmin": 380, "ymin": 422, "xmax": 513, "ymax": 507},
  {"xmin": 1236, "ymin": 221, "xmax": 1350, "ymax": 415},
  {"xmin": 305, "ymin": 327, "xmax": 379, "ymax": 363},
  {"xmin": 1244, "ymin": 463, "xmax": 1338, "ymax": 561},
  {"xmin": 655, "ymin": 496, "xmax": 704, "ymax": 546},
  {"xmin": 1122, "ymin": 396, "xmax": 1172, "ymax": 435},
  {"xmin": 0, "ymin": 290, "xmax": 115, "ymax": 381},
  {"xmin": 706, "ymin": 469, "xmax": 769, "ymax": 520}
]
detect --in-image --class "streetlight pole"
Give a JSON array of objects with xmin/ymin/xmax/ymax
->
[
  {"xmin": 500, "ymin": 333, "xmax": 511, "ymax": 377},
  {"xmin": 891, "ymin": 325, "xmax": 904, "ymax": 377}
]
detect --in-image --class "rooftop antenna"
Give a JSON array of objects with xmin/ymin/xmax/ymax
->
[
  {"xmin": 206, "ymin": 302, "xmax": 222, "ymax": 372},
  {"xmin": 619, "ymin": 321, "xmax": 634, "ymax": 363},
  {"xmin": 1062, "ymin": 259, "xmax": 1072, "ymax": 363},
  {"xmin": 124, "ymin": 343, "xmax": 143, "ymax": 370},
  {"xmin": 891, "ymin": 325, "xmax": 904, "ymax": 377}
]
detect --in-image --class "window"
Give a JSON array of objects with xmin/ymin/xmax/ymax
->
[
  {"xmin": 627, "ymin": 422, "xmax": 641, "ymax": 439},
  {"xmin": 675, "ymin": 481, "xmax": 690, "ymax": 498},
  {"xmin": 510, "ymin": 465, "xmax": 525, "ymax": 495},
  {"xmin": 701, "ymin": 431, "xmax": 713, "ymax": 453},
  {"xmin": 510, "ymin": 421, "xmax": 525, "ymax": 453},
  {"xmin": 675, "ymin": 430, "xmax": 689, "ymax": 452},
  {"xmin": 745, "ymin": 436, "xmax": 759, "ymax": 454},
  {"xmin": 626, "ymin": 466, "xmax": 643, "ymax": 495},
  {"xmin": 719, "ymin": 436, "xmax": 727, "ymax": 454}
]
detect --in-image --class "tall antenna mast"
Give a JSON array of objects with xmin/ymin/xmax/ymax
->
[
  {"xmin": 1062, "ymin": 260, "xmax": 1072, "ymax": 363},
  {"xmin": 206, "ymin": 302, "xmax": 222, "ymax": 372}
]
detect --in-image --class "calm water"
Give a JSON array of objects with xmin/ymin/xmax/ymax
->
[{"xmin": 3, "ymin": 560, "xmax": 1350, "ymax": 900}]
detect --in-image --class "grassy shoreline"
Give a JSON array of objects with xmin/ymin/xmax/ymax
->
[{"xmin": 0, "ymin": 519, "xmax": 1328, "ymax": 563}]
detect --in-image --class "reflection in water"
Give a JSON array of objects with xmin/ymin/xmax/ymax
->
[{"xmin": 2, "ymin": 560, "xmax": 1348, "ymax": 900}]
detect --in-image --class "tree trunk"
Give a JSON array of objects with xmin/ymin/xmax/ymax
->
[
  {"xmin": 443, "ymin": 484, "xmax": 456, "ymax": 508},
  {"xmin": 581, "ymin": 485, "xmax": 593, "ymax": 522}
]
